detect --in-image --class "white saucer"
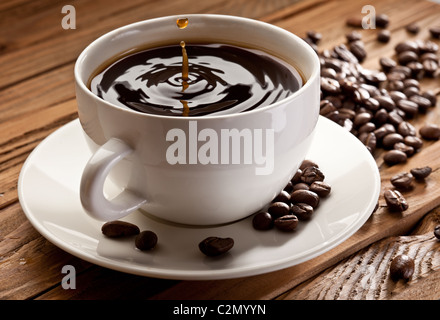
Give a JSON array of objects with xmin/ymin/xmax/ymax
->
[{"xmin": 18, "ymin": 116, "xmax": 380, "ymax": 280}]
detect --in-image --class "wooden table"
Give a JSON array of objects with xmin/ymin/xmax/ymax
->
[{"xmin": 1, "ymin": 0, "xmax": 440, "ymax": 301}]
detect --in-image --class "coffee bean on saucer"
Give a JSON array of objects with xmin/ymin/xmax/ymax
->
[
  {"xmin": 390, "ymin": 172, "xmax": 414, "ymax": 189},
  {"xmin": 199, "ymin": 237, "xmax": 234, "ymax": 257},
  {"xmin": 101, "ymin": 220, "xmax": 140, "ymax": 238},
  {"xmin": 252, "ymin": 212, "xmax": 274, "ymax": 230},
  {"xmin": 274, "ymin": 215, "xmax": 299, "ymax": 232},
  {"xmin": 420, "ymin": 123, "xmax": 440, "ymax": 140},
  {"xmin": 292, "ymin": 182, "xmax": 310, "ymax": 191},
  {"xmin": 390, "ymin": 254, "xmax": 415, "ymax": 281},
  {"xmin": 410, "ymin": 166, "xmax": 432, "ymax": 180},
  {"xmin": 383, "ymin": 149, "xmax": 407, "ymax": 166},
  {"xmin": 434, "ymin": 225, "xmax": 440, "ymax": 240},
  {"xmin": 135, "ymin": 230, "xmax": 158, "ymax": 251},
  {"xmin": 291, "ymin": 203, "xmax": 314, "ymax": 221},
  {"xmin": 384, "ymin": 189, "xmax": 408, "ymax": 212},
  {"xmin": 309, "ymin": 181, "xmax": 331, "ymax": 197},
  {"xmin": 290, "ymin": 189, "xmax": 320, "ymax": 208},
  {"xmin": 291, "ymin": 168, "xmax": 303, "ymax": 184},
  {"xmin": 268, "ymin": 201, "xmax": 290, "ymax": 218},
  {"xmin": 300, "ymin": 159, "xmax": 319, "ymax": 170},
  {"xmin": 272, "ymin": 190, "xmax": 291, "ymax": 204},
  {"xmin": 301, "ymin": 166, "xmax": 325, "ymax": 184}
]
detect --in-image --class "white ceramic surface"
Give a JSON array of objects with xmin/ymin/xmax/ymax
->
[
  {"xmin": 18, "ymin": 116, "xmax": 380, "ymax": 280},
  {"xmin": 75, "ymin": 14, "xmax": 321, "ymax": 225}
]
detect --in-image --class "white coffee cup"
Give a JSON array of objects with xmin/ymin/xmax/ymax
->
[{"xmin": 75, "ymin": 14, "xmax": 320, "ymax": 226}]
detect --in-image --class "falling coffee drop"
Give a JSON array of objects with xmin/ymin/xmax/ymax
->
[
  {"xmin": 176, "ymin": 17, "xmax": 189, "ymax": 29},
  {"xmin": 180, "ymin": 40, "xmax": 189, "ymax": 83}
]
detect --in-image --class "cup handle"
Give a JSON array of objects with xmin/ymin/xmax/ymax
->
[{"xmin": 80, "ymin": 138, "xmax": 147, "ymax": 221}]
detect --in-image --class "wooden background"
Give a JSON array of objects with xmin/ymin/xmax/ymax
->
[{"xmin": 1, "ymin": 0, "xmax": 440, "ymax": 300}]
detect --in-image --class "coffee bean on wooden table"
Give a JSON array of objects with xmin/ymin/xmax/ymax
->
[
  {"xmin": 434, "ymin": 225, "xmax": 440, "ymax": 240},
  {"xmin": 377, "ymin": 30, "xmax": 391, "ymax": 43},
  {"xmin": 390, "ymin": 172, "xmax": 414, "ymax": 189},
  {"xmin": 420, "ymin": 123, "xmax": 440, "ymax": 140},
  {"xmin": 274, "ymin": 215, "xmax": 299, "ymax": 232},
  {"xmin": 429, "ymin": 26, "xmax": 440, "ymax": 39},
  {"xmin": 390, "ymin": 254, "xmax": 415, "ymax": 281},
  {"xmin": 135, "ymin": 230, "xmax": 158, "ymax": 251},
  {"xmin": 199, "ymin": 237, "xmax": 234, "ymax": 256},
  {"xmin": 375, "ymin": 13, "xmax": 390, "ymax": 28},
  {"xmin": 101, "ymin": 220, "xmax": 140, "ymax": 237},
  {"xmin": 405, "ymin": 23, "xmax": 420, "ymax": 34},
  {"xmin": 252, "ymin": 212, "xmax": 274, "ymax": 230},
  {"xmin": 384, "ymin": 189, "xmax": 409, "ymax": 212},
  {"xmin": 410, "ymin": 166, "xmax": 432, "ymax": 180},
  {"xmin": 383, "ymin": 149, "xmax": 407, "ymax": 166},
  {"xmin": 404, "ymin": 135, "xmax": 423, "ymax": 150},
  {"xmin": 346, "ymin": 16, "xmax": 363, "ymax": 28}
]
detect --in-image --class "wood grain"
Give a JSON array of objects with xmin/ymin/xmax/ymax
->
[{"xmin": 1, "ymin": 0, "xmax": 440, "ymax": 300}]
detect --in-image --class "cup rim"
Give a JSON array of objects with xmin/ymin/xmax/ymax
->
[{"xmin": 74, "ymin": 14, "xmax": 320, "ymax": 121}]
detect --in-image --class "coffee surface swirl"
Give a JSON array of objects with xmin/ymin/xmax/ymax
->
[{"xmin": 90, "ymin": 43, "xmax": 302, "ymax": 117}]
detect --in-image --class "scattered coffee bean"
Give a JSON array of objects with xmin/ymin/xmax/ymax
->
[
  {"xmin": 291, "ymin": 203, "xmax": 314, "ymax": 221},
  {"xmin": 390, "ymin": 172, "xmax": 414, "ymax": 189},
  {"xmin": 383, "ymin": 132, "xmax": 404, "ymax": 149},
  {"xmin": 199, "ymin": 237, "xmax": 234, "ymax": 257},
  {"xmin": 377, "ymin": 30, "xmax": 391, "ymax": 43},
  {"xmin": 376, "ymin": 14, "xmax": 390, "ymax": 28},
  {"xmin": 390, "ymin": 254, "xmax": 415, "ymax": 281},
  {"xmin": 383, "ymin": 149, "xmax": 407, "ymax": 165},
  {"xmin": 404, "ymin": 135, "xmax": 423, "ymax": 150},
  {"xmin": 135, "ymin": 230, "xmax": 158, "ymax": 251},
  {"xmin": 252, "ymin": 212, "xmax": 274, "ymax": 230},
  {"xmin": 379, "ymin": 57, "xmax": 397, "ymax": 72},
  {"xmin": 434, "ymin": 225, "xmax": 440, "ymax": 240},
  {"xmin": 346, "ymin": 17, "xmax": 363, "ymax": 28},
  {"xmin": 272, "ymin": 190, "xmax": 291, "ymax": 204},
  {"xmin": 274, "ymin": 215, "xmax": 299, "ymax": 232},
  {"xmin": 420, "ymin": 123, "xmax": 440, "ymax": 140},
  {"xmin": 309, "ymin": 181, "xmax": 332, "ymax": 197},
  {"xmin": 290, "ymin": 189, "xmax": 320, "ymax": 208},
  {"xmin": 384, "ymin": 189, "xmax": 408, "ymax": 212},
  {"xmin": 306, "ymin": 30, "xmax": 322, "ymax": 44},
  {"xmin": 268, "ymin": 201, "xmax": 290, "ymax": 218},
  {"xmin": 405, "ymin": 23, "xmax": 420, "ymax": 34},
  {"xmin": 301, "ymin": 166, "xmax": 325, "ymax": 184},
  {"xmin": 410, "ymin": 166, "xmax": 432, "ymax": 180},
  {"xmin": 393, "ymin": 142, "xmax": 414, "ymax": 157},
  {"xmin": 101, "ymin": 220, "xmax": 140, "ymax": 238},
  {"xmin": 429, "ymin": 26, "xmax": 440, "ymax": 39},
  {"xmin": 346, "ymin": 30, "xmax": 362, "ymax": 42}
]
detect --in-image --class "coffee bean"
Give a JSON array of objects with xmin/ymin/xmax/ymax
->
[
  {"xmin": 409, "ymin": 95, "xmax": 432, "ymax": 112},
  {"xmin": 346, "ymin": 17, "xmax": 363, "ymax": 28},
  {"xmin": 423, "ymin": 59, "xmax": 438, "ymax": 77},
  {"xmin": 290, "ymin": 203, "xmax": 314, "ymax": 221},
  {"xmin": 321, "ymin": 77, "xmax": 341, "ymax": 94},
  {"xmin": 375, "ymin": 95, "xmax": 396, "ymax": 111},
  {"xmin": 384, "ymin": 150, "xmax": 407, "ymax": 166},
  {"xmin": 395, "ymin": 41, "xmax": 419, "ymax": 54},
  {"xmin": 379, "ymin": 57, "xmax": 397, "ymax": 73},
  {"xmin": 420, "ymin": 52, "xmax": 439, "ymax": 63},
  {"xmin": 283, "ymin": 181, "xmax": 294, "ymax": 193},
  {"xmin": 397, "ymin": 51, "xmax": 419, "ymax": 65},
  {"xmin": 410, "ymin": 166, "xmax": 432, "ymax": 180},
  {"xmin": 291, "ymin": 168, "xmax": 303, "ymax": 184},
  {"xmin": 404, "ymin": 135, "xmax": 423, "ymax": 150},
  {"xmin": 397, "ymin": 121, "xmax": 416, "ymax": 137},
  {"xmin": 135, "ymin": 230, "xmax": 158, "ymax": 251},
  {"xmin": 390, "ymin": 254, "xmax": 415, "ymax": 281},
  {"xmin": 309, "ymin": 181, "xmax": 332, "ymax": 197},
  {"xmin": 376, "ymin": 14, "xmax": 389, "ymax": 28},
  {"xmin": 397, "ymin": 99, "xmax": 418, "ymax": 117},
  {"xmin": 274, "ymin": 215, "xmax": 299, "ymax": 232},
  {"xmin": 290, "ymin": 189, "xmax": 320, "ymax": 208},
  {"xmin": 359, "ymin": 132, "xmax": 377, "ymax": 153},
  {"xmin": 306, "ymin": 30, "xmax": 322, "ymax": 44},
  {"xmin": 384, "ymin": 189, "xmax": 408, "ymax": 212},
  {"xmin": 405, "ymin": 23, "xmax": 420, "ymax": 34},
  {"xmin": 377, "ymin": 30, "xmax": 391, "ymax": 43},
  {"xmin": 407, "ymin": 61, "xmax": 424, "ymax": 79},
  {"xmin": 418, "ymin": 40, "xmax": 439, "ymax": 54},
  {"xmin": 300, "ymin": 159, "xmax": 319, "ymax": 170},
  {"xmin": 101, "ymin": 220, "xmax": 140, "ymax": 238},
  {"xmin": 420, "ymin": 123, "xmax": 440, "ymax": 140},
  {"xmin": 199, "ymin": 237, "xmax": 234, "ymax": 257},
  {"xmin": 421, "ymin": 91, "xmax": 437, "ymax": 107},
  {"xmin": 390, "ymin": 172, "xmax": 414, "ymax": 189},
  {"xmin": 301, "ymin": 166, "xmax": 325, "ymax": 184},
  {"xmin": 429, "ymin": 26, "xmax": 440, "ymax": 39},
  {"xmin": 382, "ymin": 132, "xmax": 404, "ymax": 149},
  {"xmin": 268, "ymin": 202, "xmax": 290, "ymax": 218},
  {"xmin": 393, "ymin": 142, "xmax": 414, "ymax": 157},
  {"xmin": 252, "ymin": 212, "xmax": 274, "ymax": 230},
  {"xmin": 349, "ymin": 41, "xmax": 367, "ymax": 62},
  {"xmin": 434, "ymin": 225, "xmax": 440, "ymax": 240},
  {"xmin": 387, "ymin": 110, "xmax": 404, "ymax": 127},
  {"xmin": 334, "ymin": 44, "xmax": 358, "ymax": 63},
  {"xmin": 272, "ymin": 190, "xmax": 291, "ymax": 204},
  {"xmin": 292, "ymin": 182, "xmax": 310, "ymax": 191},
  {"xmin": 346, "ymin": 30, "xmax": 362, "ymax": 42}
]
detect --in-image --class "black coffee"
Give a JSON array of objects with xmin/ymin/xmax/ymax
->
[{"xmin": 89, "ymin": 43, "xmax": 303, "ymax": 117}]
